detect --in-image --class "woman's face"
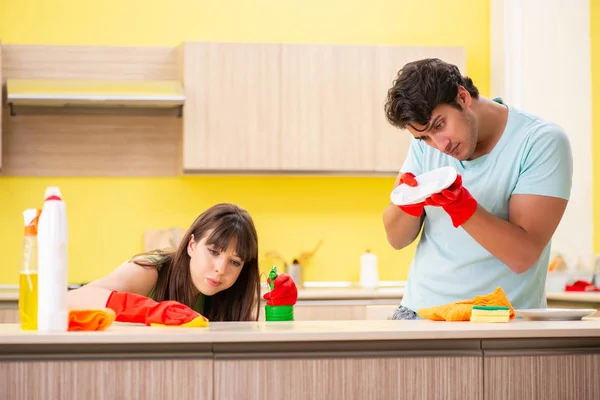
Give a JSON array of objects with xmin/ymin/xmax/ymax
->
[{"xmin": 187, "ymin": 232, "xmax": 245, "ymax": 296}]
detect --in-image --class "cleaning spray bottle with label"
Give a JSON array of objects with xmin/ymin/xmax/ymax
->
[
  {"xmin": 37, "ymin": 187, "xmax": 69, "ymax": 332},
  {"xmin": 19, "ymin": 208, "xmax": 41, "ymax": 330}
]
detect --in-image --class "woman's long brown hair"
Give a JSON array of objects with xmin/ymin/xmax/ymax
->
[{"xmin": 131, "ymin": 203, "xmax": 260, "ymax": 321}]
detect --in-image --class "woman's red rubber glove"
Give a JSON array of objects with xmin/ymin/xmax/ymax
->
[
  {"xmin": 395, "ymin": 172, "xmax": 426, "ymax": 217},
  {"xmin": 105, "ymin": 291, "xmax": 206, "ymax": 326},
  {"xmin": 263, "ymin": 274, "xmax": 298, "ymax": 306},
  {"xmin": 424, "ymin": 175, "xmax": 478, "ymax": 228}
]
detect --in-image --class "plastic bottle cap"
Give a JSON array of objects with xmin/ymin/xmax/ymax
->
[
  {"xmin": 44, "ymin": 186, "xmax": 63, "ymax": 201},
  {"xmin": 23, "ymin": 208, "xmax": 42, "ymax": 236}
]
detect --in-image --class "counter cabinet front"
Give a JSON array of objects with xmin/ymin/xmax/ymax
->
[{"xmin": 0, "ymin": 319, "xmax": 599, "ymax": 400}]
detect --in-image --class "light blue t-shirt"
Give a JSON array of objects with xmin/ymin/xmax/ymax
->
[{"xmin": 399, "ymin": 100, "xmax": 573, "ymax": 312}]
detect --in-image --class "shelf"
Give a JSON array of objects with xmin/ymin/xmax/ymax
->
[{"xmin": 6, "ymin": 79, "xmax": 185, "ymax": 114}]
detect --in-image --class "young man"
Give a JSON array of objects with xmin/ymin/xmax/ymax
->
[{"xmin": 382, "ymin": 58, "xmax": 573, "ymax": 320}]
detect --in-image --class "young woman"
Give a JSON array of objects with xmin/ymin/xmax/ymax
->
[{"xmin": 68, "ymin": 203, "xmax": 261, "ymax": 324}]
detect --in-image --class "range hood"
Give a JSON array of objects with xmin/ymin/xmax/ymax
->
[{"xmin": 6, "ymin": 78, "xmax": 185, "ymax": 114}]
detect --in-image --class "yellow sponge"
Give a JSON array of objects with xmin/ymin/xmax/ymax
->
[
  {"xmin": 470, "ymin": 306, "xmax": 510, "ymax": 323},
  {"xmin": 150, "ymin": 315, "xmax": 210, "ymax": 328}
]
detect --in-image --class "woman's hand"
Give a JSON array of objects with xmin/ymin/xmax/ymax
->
[{"xmin": 106, "ymin": 291, "xmax": 207, "ymax": 326}]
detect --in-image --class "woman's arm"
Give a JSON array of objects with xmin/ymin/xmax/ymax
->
[{"xmin": 67, "ymin": 260, "xmax": 158, "ymax": 310}]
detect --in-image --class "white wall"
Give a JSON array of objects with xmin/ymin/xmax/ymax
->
[{"xmin": 490, "ymin": 0, "xmax": 593, "ymax": 270}]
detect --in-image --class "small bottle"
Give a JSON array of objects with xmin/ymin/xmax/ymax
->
[
  {"xmin": 287, "ymin": 259, "xmax": 303, "ymax": 288},
  {"xmin": 359, "ymin": 249, "xmax": 379, "ymax": 289},
  {"xmin": 37, "ymin": 187, "xmax": 69, "ymax": 332},
  {"xmin": 19, "ymin": 208, "xmax": 41, "ymax": 330}
]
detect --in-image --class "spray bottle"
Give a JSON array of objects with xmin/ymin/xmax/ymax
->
[
  {"xmin": 264, "ymin": 266, "xmax": 296, "ymax": 321},
  {"xmin": 37, "ymin": 187, "xmax": 69, "ymax": 332},
  {"xmin": 19, "ymin": 208, "xmax": 41, "ymax": 330}
]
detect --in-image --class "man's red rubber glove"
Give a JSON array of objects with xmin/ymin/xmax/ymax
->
[
  {"xmin": 105, "ymin": 291, "xmax": 206, "ymax": 326},
  {"xmin": 395, "ymin": 172, "xmax": 426, "ymax": 217},
  {"xmin": 424, "ymin": 174, "xmax": 478, "ymax": 228},
  {"xmin": 263, "ymin": 274, "xmax": 298, "ymax": 306}
]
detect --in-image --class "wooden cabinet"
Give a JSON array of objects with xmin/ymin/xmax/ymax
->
[
  {"xmin": 182, "ymin": 42, "xmax": 281, "ymax": 172},
  {"xmin": 0, "ymin": 41, "xmax": 464, "ymax": 176},
  {"xmin": 182, "ymin": 42, "xmax": 466, "ymax": 174},
  {"xmin": 1, "ymin": 360, "xmax": 213, "ymax": 400},
  {"xmin": 280, "ymin": 44, "xmax": 457, "ymax": 173},
  {"xmin": 0, "ymin": 307, "xmax": 19, "ymax": 323},
  {"xmin": 484, "ymin": 354, "xmax": 600, "ymax": 400},
  {"xmin": 280, "ymin": 44, "xmax": 376, "ymax": 171},
  {"xmin": 215, "ymin": 356, "xmax": 482, "ymax": 400},
  {"xmin": 0, "ymin": 43, "xmax": 183, "ymax": 177},
  {"xmin": 372, "ymin": 46, "xmax": 423, "ymax": 172}
]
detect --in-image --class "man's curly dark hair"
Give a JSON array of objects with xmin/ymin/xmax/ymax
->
[{"xmin": 384, "ymin": 58, "xmax": 479, "ymax": 130}]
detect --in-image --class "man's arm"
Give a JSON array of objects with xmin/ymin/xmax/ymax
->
[
  {"xmin": 383, "ymin": 204, "xmax": 424, "ymax": 250},
  {"xmin": 461, "ymin": 195, "xmax": 568, "ymax": 274},
  {"xmin": 429, "ymin": 124, "xmax": 573, "ymax": 274}
]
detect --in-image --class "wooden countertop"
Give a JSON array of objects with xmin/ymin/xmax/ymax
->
[
  {"xmin": 0, "ymin": 292, "xmax": 17, "ymax": 302},
  {"xmin": 0, "ymin": 318, "xmax": 599, "ymax": 344},
  {"xmin": 546, "ymin": 291, "xmax": 600, "ymax": 303}
]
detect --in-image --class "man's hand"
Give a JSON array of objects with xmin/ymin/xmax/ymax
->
[
  {"xmin": 425, "ymin": 175, "xmax": 478, "ymax": 227},
  {"xmin": 395, "ymin": 172, "xmax": 426, "ymax": 217},
  {"xmin": 384, "ymin": 171, "xmax": 427, "ymax": 250}
]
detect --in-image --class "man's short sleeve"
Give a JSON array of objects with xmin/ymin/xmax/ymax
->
[
  {"xmin": 512, "ymin": 124, "xmax": 573, "ymax": 200},
  {"xmin": 399, "ymin": 138, "xmax": 425, "ymax": 176}
]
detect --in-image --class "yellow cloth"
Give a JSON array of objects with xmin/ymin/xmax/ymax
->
[
  {"xmin": 150, "ymin": 315, "xmax": 210, "ymax": 328},
  {"xmin": 417, "ymin": 287, "xmax": 516, "ymax": 321},
  {"xmin": 68, "ymin": 308, "xmax": 116, "ymax": 331}
]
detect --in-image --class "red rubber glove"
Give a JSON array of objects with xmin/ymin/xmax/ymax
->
[
  {"xmin": 395, "ymin": 172, "xmax": 426, "ymax": 217},
  {"xmin": 424, "ymin": 175, "xmax": 478, "ymax": 228},
  {"xmin": 263, "ymin": 274, "xmax": 298, "ymax": 306},
  {"xmin": 105, "ymin": 291, "xmax": 206, "ymax": 326}
]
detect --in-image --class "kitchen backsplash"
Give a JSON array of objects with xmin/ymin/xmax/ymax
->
[{"xmin": 0, "ymin": 175, "xmax": 417, "ymax": 285}]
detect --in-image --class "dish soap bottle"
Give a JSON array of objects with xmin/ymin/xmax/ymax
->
[
  {"xmin": 37, "ymin": 187, "xmax": 69, "ymax": 332},
  {"xmin": 19, "ymin": 208, "xmax": 41, "ymax": 330},
  {"xmin": 359, "ymin": 250, "xmax": 379, "ymax": 289}
]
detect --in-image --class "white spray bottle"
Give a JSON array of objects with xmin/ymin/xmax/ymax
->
[{"xmin": 37, "ymin": 186, "xmax": 69, "ymax": 332}]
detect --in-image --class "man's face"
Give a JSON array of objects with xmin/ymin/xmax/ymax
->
[{"xmin": 406, "ymin": 98, "xmax": 478, "ymax": 161}]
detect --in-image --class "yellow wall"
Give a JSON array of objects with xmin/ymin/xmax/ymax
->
[
  {"xmin": 0, "ymin": 0, "xmax": 491, "ymax": 284},
  {"xmin": 592, "ymin": 0, "xmax": 600, "ymax": 254}
]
